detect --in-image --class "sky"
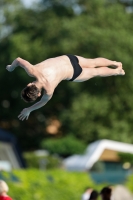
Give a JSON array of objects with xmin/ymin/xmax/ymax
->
[{"xmin": 21, "ymin": 0, "xmax": 40, "ymax": 7}]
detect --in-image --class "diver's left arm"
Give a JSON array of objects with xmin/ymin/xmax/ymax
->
[{"xmin": 18, "ymin": 94, "xmax": 53, "ymax": 121}]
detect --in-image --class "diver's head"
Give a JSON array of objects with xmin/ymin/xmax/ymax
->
[{"xmin": 21, "ymin": 83, "xmax": 41, "ymax": 103}]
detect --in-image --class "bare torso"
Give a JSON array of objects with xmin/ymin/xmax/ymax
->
[{"xmin": 33, "ymin": 55, "xmax": 75, "ymax": 94}]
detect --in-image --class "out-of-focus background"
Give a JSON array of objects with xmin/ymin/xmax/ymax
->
[{"xmin": 1, "ymin": 0, "xmax": 133, "ymax": 199}]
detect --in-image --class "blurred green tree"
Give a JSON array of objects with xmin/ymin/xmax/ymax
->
[
  {"xmin": 0, "ymin": 0, "xmax": 133, "ymax": 154},
  {"xmin": 41, "ymin": 135, "xmax": 86, "ymax": 157}
]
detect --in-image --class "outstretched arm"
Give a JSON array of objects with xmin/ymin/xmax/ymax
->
[
  {"xmin": 6, "ymin": 57, "xmax": 34, "ymax": 77},
  {"xmin": 18, "ymin": 93, "xmax": 53, "ymax": 121}
]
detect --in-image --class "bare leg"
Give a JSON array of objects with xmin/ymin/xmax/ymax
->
[
  {"xmin": 94, "ymin": 58, "xmax": 122, "ymax": 68},
  {"xmin": 96, "ymin": 66, "xmax": 125, "ymax": 77},
  {"xmin": 75, "ymin": 65, "xmax": 125, "ymax": 82},
  {"xmin": 77, "ymin": 56, "xmax": 122, "ymax": 69}
]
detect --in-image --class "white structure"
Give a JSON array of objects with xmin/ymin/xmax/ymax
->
[
  {"xmin": 63, "ymin": 139, "xmax": 133, "ymax": 171},
  {"xmin": 0, "ymin": 141, "xmax": 21, "ymax": 170},
  {"xmin": 0, "ymin": 161, "xmax": 12, "ymax": 172},
  {"xmin": 0, "ymin": 128, "xmax": 25, "ymax": 169}
]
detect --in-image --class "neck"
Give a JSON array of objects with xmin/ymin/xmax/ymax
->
[
  {"xmin": 0, "ymin": 192, "xmax": 7, "ymax": 196},
  {"xmin": 33, "ymin": 80, "xmax": 43, "ymax": 90}
]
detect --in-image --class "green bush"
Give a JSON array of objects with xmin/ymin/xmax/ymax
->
[
  {"xmin": 41, "ymin": 135, "xmax": 86, "ymax": 157},
  {"xmin": 3, "ymin": 169, "xmax": 133, "ymax": 200},
  {"xmin": 23, "ymin": 152, "xmax": 61, "ymax": 169},
  {"xmin": 4, "ymin": 169, "xmax": 95, "ymax": 200},
  {"xmin": 118, "ymin": 152, "xmax": 133, "ymax": 165},
  {"xmin": 126, "ymin": 174, "xmax": 133, "ymax": 192}
]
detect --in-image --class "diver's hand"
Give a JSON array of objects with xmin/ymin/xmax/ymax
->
[
  {"xmin": 18, "ymin": 108, "xmax": 31, "ymax": 121},
  {"xmin": 6, "ymin": 65, "xmax": 15, "ymax": 72}
]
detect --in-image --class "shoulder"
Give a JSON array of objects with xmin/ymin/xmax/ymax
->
[
  {"xmin": 44, "ymin": 89, "xmax": 54, "ymax": 97},
  {"xmin": 41, "ymin": 86, "xmax": 54, "ymax": 100}
]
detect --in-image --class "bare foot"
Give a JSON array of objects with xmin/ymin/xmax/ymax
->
[
  {"xmin": 108, "ymin": 61, "xmax": 122, "ymax": 69},
  {"xmin": 114, "ymin": 61, "xmax": 122, "ymax": 68},
  {"xmin": 120, "ymin": 69, "xmax": 125, "ymax": 75},
  {"xmin": 115, "ymin": 67, "xmax": 125, "ymax": 75}
]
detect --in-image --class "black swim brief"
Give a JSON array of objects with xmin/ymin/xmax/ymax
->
[{"xmin": 66, "ymin": 54, "xmax": 82, "ymax": 81}]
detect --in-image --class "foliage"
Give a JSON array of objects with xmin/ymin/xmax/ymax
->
[
  {"xmin": 0, "ymin": 0, "xmax": 133, "ymax": 153},
  {"xmin": 118, "ymin": 152, "xmax": 133, "ymax": 165},
  {"xmin": 41, "ymin": 135, "xmax": 86, "ymax": 157},
  {"xmin": 23, "ymin": 152, "xmax": 62, "ymax": 169},
  {"xmin": 90, "ymin": 161, "xmax": 105, "ymax": 172},
  {"xmin": 3, "ymin": 169, "xmax": 95, "ymax": 200},
  {"xmin": 126, "ymin": 174, "xmax": 133, "ymax": 192},
  {"xmin": 0, "ymin": 169, "xmax": 132, "ymax": 200}
]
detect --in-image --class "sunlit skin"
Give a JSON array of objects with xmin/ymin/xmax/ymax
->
[
  {"xmin": 6, "ymin": 55, "xmax": 125, "ymax": 120},
  {"xmin": 82, "ymin": 188, "xmax": 93, "ymax": 200}
]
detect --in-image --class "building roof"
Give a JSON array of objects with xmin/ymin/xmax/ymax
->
[
  {"xmin": 63, "ymin": 139, "xmax": 133, "ymax": 171},
  {"xmin": 0, "ymin": 128, "xmax": 25, "ymax": 169}
]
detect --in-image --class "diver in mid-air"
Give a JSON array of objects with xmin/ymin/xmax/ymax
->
[{"xmin": 6, "ymin": 54, "xmax": 125, "ymax": 120}]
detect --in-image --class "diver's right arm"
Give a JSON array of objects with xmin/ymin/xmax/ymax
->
[{"xmin": 6, "ymin": 57, "xmax": 34, "ymax": 77}]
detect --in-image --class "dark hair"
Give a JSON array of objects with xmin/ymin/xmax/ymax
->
[
  {"xmin": 89, "ymin": 190, "xmax": 99, "ymax": 200},
  {"xmin": 21, "ymin": 84, "xmax": 40, "ymax": 102},
  {"xmin": 100, "ymin": 187, "xmax": 112, "ymax": 195},
  {"xmin": 100, "ymin": 187, "xmax": 112, "ymax": 200}
]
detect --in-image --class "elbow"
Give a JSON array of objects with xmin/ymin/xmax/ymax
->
[{"xmin": 16, "ymin": 57, "xmax": 22, "ymax": 64}]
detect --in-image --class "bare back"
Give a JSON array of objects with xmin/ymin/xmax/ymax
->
[{"xmin": 33, "ymin": 55, "xmax": 74, "ymax": 93}]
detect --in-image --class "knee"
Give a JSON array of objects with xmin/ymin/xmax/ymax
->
[{"xmin": 94, "ymin": 68, "xmax": 99, "ymax": 76}]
